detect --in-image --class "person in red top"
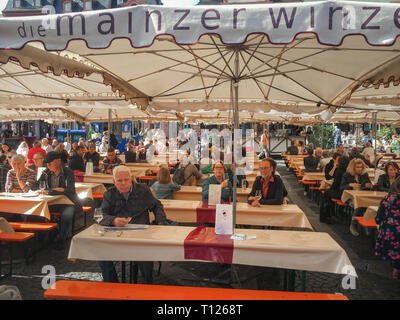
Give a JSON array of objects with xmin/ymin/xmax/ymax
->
[
  {"xmin": 248, "ymin": 158, "xmax": 288, "ymax": 206},
  {"xmin": 26, "ymin": 140, "xmax": 46, "ymax": 166}
]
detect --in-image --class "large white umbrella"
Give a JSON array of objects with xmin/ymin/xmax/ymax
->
[
  {"xmin": 1, "ymin": 1, "xmax": 400, "ymax": 226},
  {"xmin": 2, "ymin": 2, "xmax": 399, "ymax": 114}
]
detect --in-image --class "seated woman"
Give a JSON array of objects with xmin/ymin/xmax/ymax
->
[
  {"xmin": 202, "ymin": 161, "xmax": 233, "ymax": 203},
  {"xmin": 340, "ymin": 158, "xmax": 373, "ymax": 236},
  {"xmin": 16, "ymin": 141, "xmax": 29, "ymax": 158},
  {"xmin": 151, "ymin": 167, "xmax": 181, "ymax": 199},
  {"xmin": 320, "ymin": 156, "xmax": 349, "ymax": 224},
  {"xmin": 377, "ymin": 161, "xmax": 400, "ymax": 192},
  {"xmin": 375, "ymin": 176, "xmax": 400, "ymax": 279},
  {"xmin": 5, "ymin": 155, "xmax": 36, "ymax": 193},
  {"xmin": 324, "ymin": 152, "xmax": 341, "ymax": 181},
  {"xmin": 55, "ymin": 143, "xmax": 70, "ymax": 166},
  {"xmin": 124, "ymin": 144, "xmax": 136, "ymax": 163},
  {"xmin": 248, "ymin": 158, "xmax": 288, "ymax": 206},
  {"xmin": 362, "ymin": 141, "xmax": 375, "ymax": 164}
]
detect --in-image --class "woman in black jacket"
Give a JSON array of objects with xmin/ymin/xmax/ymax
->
[
  {"xmin": 320, "ymin": 156, "xmax": 349, "ymax": 224},
  {"xmin": 377, "ymin": 161, "xmax": 400, "ymax": 192},
  {"xmin": 340, "ymin": 158, "xmax": 373, "ymax": 236}
]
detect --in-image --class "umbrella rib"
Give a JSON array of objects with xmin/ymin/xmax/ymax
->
[
  {"xmin": 177, "ymin": 42, "xmax": 232, "ymax": 78},
  {"xmin": 265, "ymin": 46, "xmax": 286, "ymax": 100},
  {"xmin": 238, "ymin": 35, "xmax": 265, "ymax": 79},
  {"xmin": 238, "ymin": 51, "xmax": 267, "ymax": 99},
  {"xmin": 248, "ymin": 38, "xmax": 312, "ymax": 76},
  {"xmin": 208, "ymin": 51, "xmax": 236, "ymax": 98},
  {"xmin": 83, "ymin": 47, "xmax": 215, "ymax": 57},
  {"xmin": 148, "ymin": 51, "xmax": 235, "ymax": 97},
  {"xmin": 246, "ymin": 67, "xmax": 316, "ymax": 79},
  {"xmin": 128, "ymin": 49, "xmax": 226, "ymax": 82},
  {"xmin": 188, "ymin": 47, "xmax": 208, "ymax": 99},
  {"xmin": 31, "ymin": 69, "xmax": 90, "ymax": 94},
  {"xmin": 252, "ymin": 76, "xmax": 326, "ymax": 104},
  {"xmin": 209, "ymin": 35, "xmax": 235, "ymax": 78},
  {"xmin": 244, "ymin": 50, "xmax": 339, "ymax": 103},
  {"xmin": 247, "ymin": 46, "xmax": 356, "ymax": 81},
  {"xmin": 0, "ymin": 65, "xmax": 35, "ymax": 95},
  {"xmin": 77, "ymin": 55, "xmax": 149, "ymax": 99}
]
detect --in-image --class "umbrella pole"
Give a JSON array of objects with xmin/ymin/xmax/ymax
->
[
  {"xmin": 108, "ymin": 108, "xmax": 111, "ymax": 150},
  {"xmin": 232, "ymin": 50, "xmax": 239, "ymax": 229},
  {"xmin": 373, "ymin": 111, "xmax": 377, "ymax": 170}
]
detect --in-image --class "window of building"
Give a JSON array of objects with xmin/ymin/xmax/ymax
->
[
  {"xmin": 13, "ymin": 0, "xmax": 22, "ymax": 8},
  {"xmin": 33, "ymin": 0, "xmax": 41, "ymax": 7},
  {"xmin": 83, "ymin": 0, "xmax": 92, "ymax": 10},
  {"xmin": 63, "ymin": 0, "xmax": 72, "ymax": 12},
  {"xmin": 117, "ymin": 0, "xmax": 124, "ymax": 5}
]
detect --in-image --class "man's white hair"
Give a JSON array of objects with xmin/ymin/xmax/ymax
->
[{"xmin": 113, "ymin": 165, "xmax": 132, "ymax": 180}]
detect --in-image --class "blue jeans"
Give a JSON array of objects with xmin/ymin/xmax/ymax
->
[
  {"xmin": 49, "ymin": 205, "xmax": 75, "ymax": 241},
  {"xmin": 98, "ymin": 261, "xmax": 153, "ymax": 284}
]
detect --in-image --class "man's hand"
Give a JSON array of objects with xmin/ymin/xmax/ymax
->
[
  {"xmin": 364, "ymin": 182, "xmax": 372, "ymax": 189},
  {"xmin": 113, "ymin": 217, "xmax": 131, "ymax": 227},
  {"xmin": 221, "ymin": 180, "xmax": 228, "ymax": 188},
  {"xmin": 52, "ymin": 187, "xmax": 65, "ymax": 192}
]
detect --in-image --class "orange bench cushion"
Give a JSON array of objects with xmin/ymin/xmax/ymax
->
[
  {"xmin": 44, "ymin": 281, "xmax": 349, "ymax": 300},
  {"xmin": 0, "ymin": 231, "xmax": 35, "ymax": 243},
  {"xmin": 8, "ymin": 222, "xmax": 57, "ymax": 232},
  {"xmin": 354, "ymin": 216, "xmax": 377, "ymax": 228}
]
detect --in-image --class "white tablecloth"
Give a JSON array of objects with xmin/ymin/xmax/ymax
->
[{"xmin": 68, "ymin": 225, "xmax": 355, "ymax": 276}]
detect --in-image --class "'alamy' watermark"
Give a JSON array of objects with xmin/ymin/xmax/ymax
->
[
  {"xmin": 341, "ymin": 265, "xmax": 357, "ymax": 290},
  {"xmin": 41, "ymin": 265, "xmax": 56, "ymax": 290}
]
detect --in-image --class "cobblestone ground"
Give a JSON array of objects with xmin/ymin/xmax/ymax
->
[{"xmin": 1, "ymin": 160, "xmax": 400, "ymax": 300}]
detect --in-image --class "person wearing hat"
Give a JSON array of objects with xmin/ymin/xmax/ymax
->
[{"xmin": 33, "ymin": 151, "xmax": 82, "ymax": 250}]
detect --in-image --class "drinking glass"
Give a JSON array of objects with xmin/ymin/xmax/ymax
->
[
  {"xmin": 255, "ymin": 190, "xmax": 262, "ymax": 201},
  {"xmin": 93, "ymin": 208, "xmax": 105, "ymax": 236},
  {"xmin": 39, "ymin": 180, "xmax": 46, "ymax": 197},
  {"xmin": 93, "ymin": 208, "xmax": 103, "ymax": 224}
]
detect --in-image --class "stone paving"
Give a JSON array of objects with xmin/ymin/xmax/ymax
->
[{"xmin": 1, "ymin": 160, "xmax": 400, "ymax": 300}]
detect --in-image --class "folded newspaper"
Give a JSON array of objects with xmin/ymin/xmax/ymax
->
[{"xmin": 103, "ymin": 224, "xmax": 149, "ymax": 231}]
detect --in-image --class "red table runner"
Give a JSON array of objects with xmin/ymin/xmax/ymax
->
[
  {"xmin": 195, "ymin": 201, "xmax": 231, "ymax": 224},
  {"xmin": 183, "ymin": 226, "xmax": 234, "ymax": 264}
]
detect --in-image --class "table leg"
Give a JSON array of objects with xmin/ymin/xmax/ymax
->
[{"xmin": 121, "ymin": 262, "xmax": 126, "ymax": 283}]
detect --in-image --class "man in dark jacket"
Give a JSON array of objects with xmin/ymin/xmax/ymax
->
[
  {"xmin": 68, "ymin": 145, "xmax": 85, "ymax": 172},
  {"xmin": 303, "ymin": 147, "xmax": 321, "ymax": 172},
  {"xmin": 98, "ymin": 165, "xmax": 168, "ymax": 283},
  {"xmin": 248, "ymin": 158, "xmax": 288, "ymax": 206},
  {"xmin": 101, "ymin": 148, "xmax": 122, "ymax": 174},
  {"xmin": 33, "ymin": 151, "xmax": 82, "ymax": 249},
  {"xmin": 83, "ymin": 144, "xmax": 100, "ymax": 172},
  {"xmin": 286, "ymin": 140, "xmax": 299, "ymax": 155}
]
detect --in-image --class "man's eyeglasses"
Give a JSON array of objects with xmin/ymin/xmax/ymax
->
[{"xmin": 214, "ymin": 166, "xmax": 225, "ymax": 169}]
